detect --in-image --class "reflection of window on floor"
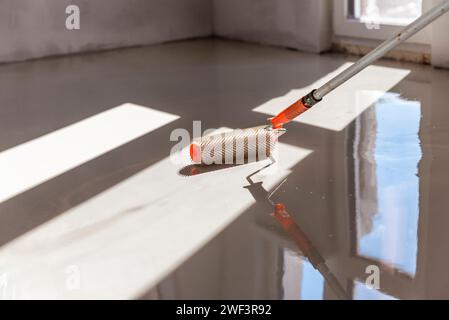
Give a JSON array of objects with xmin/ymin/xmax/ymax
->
[
  {"xmin": 282, "ymin": 249, "xmax": 324, "ymax": 300},
  {"xmin": 353, "ymin": 92, "xmax": 422, "ymax": 276},
  {"xmin": 348, "ymin": 0, "xmax": 423, "ymax": 26},
  {"xmin": 353, "ymin": 281, "xmax": 397, "ymax": 300}
]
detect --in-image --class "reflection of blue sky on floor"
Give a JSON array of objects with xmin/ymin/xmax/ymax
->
[
  {"xmin": 358, "ymin": 93, "xmax": 422, "ymax": 275},
  {"xmin": 282, "ymin": 249, "xmax": 324, "ymax": 300},
  {"xmin": 300, "ymin": 260, "xmax": 324, "ymax": 300},
  {"xmin": 353, "ymin": 281, "xmax": 397, "ymax": 300}
]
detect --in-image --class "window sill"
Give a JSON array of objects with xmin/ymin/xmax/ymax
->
[{"xmin": 332, "ymin": 35, "xmax": 431, "ymax": 65}]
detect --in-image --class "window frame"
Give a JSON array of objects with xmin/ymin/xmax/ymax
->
[{"xmin": 334, "ymin": 0, "xmax": 432, "ymax": 45}]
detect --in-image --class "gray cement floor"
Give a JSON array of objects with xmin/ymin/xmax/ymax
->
[{"xmin": 0, "ymin": 39, "xmax": 449, "ymax": 299}]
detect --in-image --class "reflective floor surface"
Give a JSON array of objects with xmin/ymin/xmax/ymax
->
[{"xmin": 0, "ymin": 39, "xmax": 448, "ymax": 299}]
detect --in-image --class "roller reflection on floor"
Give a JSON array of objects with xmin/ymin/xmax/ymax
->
[
  {"xmin": 245, "ymin": 165, "xmax": 349, "ymax": 300},
  {"xmin": 272, "ymin": 203, "xmax": 349, "ymax": 300}
]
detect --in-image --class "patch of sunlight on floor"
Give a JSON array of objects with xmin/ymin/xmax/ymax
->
[{"xmin": 0, "ymin": 103, "xmax": 179, "ymax": 204}]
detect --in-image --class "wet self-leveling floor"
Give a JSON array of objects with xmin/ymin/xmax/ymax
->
[{"xmin": 0, "ymin": 39, "xmax": 449, "ymax": 299}]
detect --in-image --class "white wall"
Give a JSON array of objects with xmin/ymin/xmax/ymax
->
[
  {"xmin": 212, "ymin": 0, "xmax": 333, "ymax": 53},
  {"xmin": 0, "ymin": 0, "xmax": 212, "ymax": 63},
  {"xmin": 1, "ymin": 0, "xmax": 446, "ymax": 67}
]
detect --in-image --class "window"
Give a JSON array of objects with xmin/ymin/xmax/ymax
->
[
  {"xmin": 349, "ymin": 0, "xmax": 422, "ymax": 26},
  {"xmin": 334, "ymin": 0, "xmax": 431, "ymax": 44}
]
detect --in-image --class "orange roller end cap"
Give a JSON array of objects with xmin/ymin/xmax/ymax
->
[{"xmin": 190, "ymin": 143, "xmax": 201, "ymax": 163}]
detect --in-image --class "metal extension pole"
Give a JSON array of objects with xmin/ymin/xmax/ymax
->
[
  {"xmin": 313, "ymin": 0, "xmax": 449, "ymax": 101},
  {"xmin": 270, "ymin": 0, "xmax": 449, "ymax": 129}
]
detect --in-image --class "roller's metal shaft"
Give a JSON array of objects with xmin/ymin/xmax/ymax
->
[{"xmin": 313, "ymin": 0, "xmax": 449, "ymax": 101}]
